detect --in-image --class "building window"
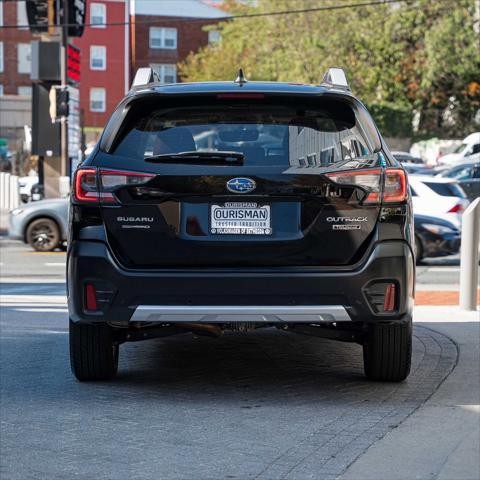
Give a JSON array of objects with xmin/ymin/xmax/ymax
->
[
  {"xmin": 18, "ymin": 86, "xmax": 32, "ymax": 96},
  {"xmin": 90, "ymin": 88, "xmax": 106, "ymax": 112},
  {"xmin": 0, "ymin": 42, "xmax": 3, "ymax": 73},
  {"xmin": 208, "ymin": 30, "xmax": 221, "ymax": 44},
  {"xmin": 0, "ymin": 2, "xmax": 3, "ymax": 27},
  {"xmin": 90, "ymin": 46, "xmax": 106, "ymax": 70},
  {"xmin": 150, "ymin": 64, "xmax": 177, "ymax": 84},
  {"xmin": 17, "ymin": 43, "xmax": 31, "ymax": 74},
  {"xmin": 17, "ymin": 1, "xmax": 28, "ymax": 29},
  {"xmin": 0, "ymin": 85, "xmax": 3, "ymax": 96},
  {"xmin": 90, "ymin": 3, "xmax": 106, "ymax": 28},
  {"xmin": 149, "ymin": 28, "xmax": 177, "ymax": 49}
]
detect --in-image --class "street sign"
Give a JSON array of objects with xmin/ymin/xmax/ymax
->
[
  {"xmin": 32, "ymin": 84, "xmax": 61, "ymax": 157},
  {"xmin": 67, "ymin": 44, "xmax": 81, "ymax": 85},
  {"xmin": 68, "ymin": 87, "xmax": 82, "ymax": 172}
]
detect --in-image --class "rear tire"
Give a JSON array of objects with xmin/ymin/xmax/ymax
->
[
  {"xmin": 69, "ymin": 320, "xmax": 119, "ymax": 381},
  {"xmin": 363, "ymin": 320, "xmax": 412, "ymax": 382}
]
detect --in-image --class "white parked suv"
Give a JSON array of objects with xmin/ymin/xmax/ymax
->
[
  {"xmin": 439, "ymin": 132, "xmax": 480, "ymax": 166},
  {"xmin": 409, "ymin": 175, "xmax": 470, "ymax": 227}
]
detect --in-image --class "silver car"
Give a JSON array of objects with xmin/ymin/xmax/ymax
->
[{"xmin": 9, "ymin": 198, "xmax": 69, "ymax": 251}]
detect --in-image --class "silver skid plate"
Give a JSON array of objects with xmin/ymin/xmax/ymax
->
[{"xmin": 130, "ymin": 305, "xmax": 351, "ymax": 323}]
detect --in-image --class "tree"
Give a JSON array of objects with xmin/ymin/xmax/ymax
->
[{"xmin": 179, "ymin": 0, "xmax": 480, "ymax": 138}]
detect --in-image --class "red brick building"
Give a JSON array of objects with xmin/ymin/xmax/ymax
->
[
  {"xmin": 131, "ymin": 0, "xmax": 226, "ymax": 84},
  {"xmin": 76, "ymin": 0, "xmax": 227, "ymax": 140},
  {"xmin": 0, "ymin": 1, "xmax": 35, "ymax": 97},
  {"xmin": 0, "ymin": 0, "xmax": 226, "ymax": 145},
  {"xmin": 73, "ymin": 0, "xmax": 128, "ymax": 138}
]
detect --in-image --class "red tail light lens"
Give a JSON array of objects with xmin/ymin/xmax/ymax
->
[
  {"xmin": 325, "ymin": 169, "xmax": 382, "ymax": 204},
  {"xmin": 383, "ymin": 168, "xmax": 407, "ymax": 203},
  {"xmin": 74, "ymin": 168, "xmax": 99, "ymax": 202},
  {"xmin": 99, "ymin": 169, "xmax": 155, "ymax": 202},
  {"xmin": 325, "ymin": 167, "xmax": 407, "ymax": 204},
  {"xmin": 73, "ymin": 168, "xmax": 155, "ymax": 203},
  {"xmin": 448, "ymin": 203, "xmax": 464, "ymax": 213}
]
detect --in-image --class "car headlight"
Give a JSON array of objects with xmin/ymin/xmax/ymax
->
[
  {"xmin": 422, "ymin": 223, "xmax": 457, "ymax": 235},
  {"xmin": 10, "ymin": 208, "xmax": 24, "ymax": 216}
]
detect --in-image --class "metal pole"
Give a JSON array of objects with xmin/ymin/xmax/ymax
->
[
  {"xmin": 459, "ymin": 197, "xmax": 480, "ymax": 311},
  {"xmin": 124, "ymin": 0, "xmax": 130, "ymax": 94},
  {"xmin": 60, "ymin": 0, "xmax": 69, "ymax": 177}
]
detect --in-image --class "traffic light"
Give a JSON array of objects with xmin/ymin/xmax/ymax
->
[
  {"xmin": 26, "ymin": 0, "xmax": 52, "ymax": 33},
  {"xmin": 26, "ymin": 0, "xmax": 85, "ymax": 37},
  {"xmin": 49, "ymin": 86, "xmax": 70, "ymax": 122}
]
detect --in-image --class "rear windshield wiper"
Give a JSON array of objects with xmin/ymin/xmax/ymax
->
[{"xmin": 144, "ymin": 151, "xmax": 244, "ymax": 165}]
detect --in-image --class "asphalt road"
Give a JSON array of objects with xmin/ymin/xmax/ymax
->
[
  {"xmin": 0, "ymin": 239, "xmax": 465, "ymax": 479},
  {"xmin": 0, "ymin": 238, "xmax": 465, "ymax": 287}
]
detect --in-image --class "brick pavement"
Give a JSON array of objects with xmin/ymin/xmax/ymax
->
[
  {"xmin": 0, "ymin": 306, "xmax": 458, "ymax": 480},
  {"xmin": 415, "ymin": 289, "xmax": 480, "ymax": 305}
]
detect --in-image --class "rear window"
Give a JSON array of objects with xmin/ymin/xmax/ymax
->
[
  {"xmin": 423, "ymin": 181, "xmax": 466, "ymax": 197},
  {"xmin": 111, "ymin": 97, "xmax": 374, "ymax": 167}
]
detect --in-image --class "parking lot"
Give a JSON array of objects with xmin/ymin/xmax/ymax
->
[{"xmin": 1, "ymin": 239, "xmax": 474, "ymax": 479}]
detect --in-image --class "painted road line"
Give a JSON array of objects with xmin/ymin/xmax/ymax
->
[
  {"xmin": 428, "ymin": 267, "xmax": 461, "ymax": 272},
  {"xmin": 14, "ymin": 308, "xmax": 69, "ymax": 313},
  {"xmin": 0, "ymin": 278, "xmax": 66, "ymax": 284},
  {"xmin": 21, "ymin": 251, "xmax": 66, "ymax": 255},
  {"xmin": 44, "ymin": 262, "xmax": 66, "ymax": 266},
  {"xmin": 0, "ymin": 294, "xmax": 67, "ymax": 305},
  {"xmin": 0, "ymin": 284, "xmax": 65, "ymax": 295}
]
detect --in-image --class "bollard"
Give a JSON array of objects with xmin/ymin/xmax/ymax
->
[
  {"xmin": 0, "ymin": 173, "xmax": 10, "ymax": 210},
  {"xmin": 9, "ymin": 175, "xmax": 19, "ymax": 210},
  {"xmin": 459, "ymin": 197, "xmax": 480, "ymax": 311}
]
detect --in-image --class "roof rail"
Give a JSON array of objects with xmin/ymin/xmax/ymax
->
[
  {"xmin": 321, "ymin": 68, "xmax": 350, "ymax": 91},
  {"xmin": 131, "ymin": 67, "xmax": 160, "ymax": 89}
]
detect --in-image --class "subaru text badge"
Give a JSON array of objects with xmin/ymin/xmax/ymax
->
[{"xmin": 226, "ymin": 177, "xmax": 256, "ymax": 194}]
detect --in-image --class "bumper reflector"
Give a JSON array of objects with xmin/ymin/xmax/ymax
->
[
  {"xmin": 384, "ymin": 283, "xmax": 396, "ymax": 312},
  {"xmin": 85, "ymin": 284, "xmax": 97, "ymax": 311}
]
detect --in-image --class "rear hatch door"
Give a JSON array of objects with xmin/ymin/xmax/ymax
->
[{"xmin": 92, "ymin": 94, "xmax": 384, "ymax": 268}]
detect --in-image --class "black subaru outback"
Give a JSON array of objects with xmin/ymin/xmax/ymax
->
[{"xmin": 68, "ymin": 68, "xmax": 414, "ymax": 382}]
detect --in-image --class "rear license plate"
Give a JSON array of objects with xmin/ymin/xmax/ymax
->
[{"xmin": 210, "ymin": 202, "xmax": 271, "ymax": 235}]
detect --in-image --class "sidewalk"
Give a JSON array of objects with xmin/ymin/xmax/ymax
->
[{"xmin": 341, "ymin": 305, "xmax": 480, "ymax": 480}]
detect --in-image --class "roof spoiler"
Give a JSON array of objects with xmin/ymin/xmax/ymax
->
[
  {"xmin": 131, "ymin": 67, "xmax": 160, "ymax": 89},
  {"xmin": 321, "ymin": 68, "xmax": 350, "ymax": 91}
]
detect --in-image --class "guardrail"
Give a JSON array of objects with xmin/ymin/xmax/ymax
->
[
  {"xmin": 459, "ymin": 197, "xmax": 480, "ymax": 311},
  {"xmin": 0, "ymin": 172, "xmax": 20, "ymax": 212}
]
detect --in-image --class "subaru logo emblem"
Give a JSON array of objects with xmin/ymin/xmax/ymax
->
[{"xmin": 226, "ymin": 177, "xmax": 256, "ymax": 194}]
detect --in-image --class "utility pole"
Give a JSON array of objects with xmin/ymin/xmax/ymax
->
[
  {"xmin": 60, "ymin": 0, "xmax": 69, "ymax": 177},
  {"xmin": 124, "ymin": 0, "xmax": 131, "ymax": 94}
]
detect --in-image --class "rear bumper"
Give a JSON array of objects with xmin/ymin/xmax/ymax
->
[{"xmin": 67, "ymin": 240, "xmax": 414, "ymax": 325}]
